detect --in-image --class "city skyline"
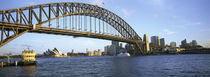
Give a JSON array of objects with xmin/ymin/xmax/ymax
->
[{"xmin": 0, "ymin": 0, "xmax": 210, "ymax": 55}]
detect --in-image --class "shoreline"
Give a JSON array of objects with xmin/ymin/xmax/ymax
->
[{"xmin": 1, "ymin": 49, "xmax": 210, "ymax": 60}]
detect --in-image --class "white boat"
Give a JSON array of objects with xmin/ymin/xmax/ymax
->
[{"xmin": 117, "ymin": 52, "xmax": 130, "ymax": 56}]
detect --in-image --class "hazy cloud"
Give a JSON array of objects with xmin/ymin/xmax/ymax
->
[
  {"xmin": 163, "ymin": 29, "xmax": 175, "ymax": 35},
  {"xmin": 157, "ymin": 29, "xmax": 176, "ymax": 36}
]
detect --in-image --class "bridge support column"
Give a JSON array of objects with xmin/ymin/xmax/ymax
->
[{"xmin": 143, "ymin": 34, "xmax": 150, "ymax": 54}]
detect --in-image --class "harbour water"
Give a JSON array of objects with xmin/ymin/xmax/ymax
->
[{"xmin": 0, "ymin": 54, "xmax": 210, "ymax": 77}]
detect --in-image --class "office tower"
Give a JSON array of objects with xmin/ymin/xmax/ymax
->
[
  {"xmin": 151, "ymin": 36, "xmax": 160, "ymax": 46},
  {"xmin": 160, "ymin": 38, "xmax": 165, "ymax": 46},
  {"xmin": 170, "ymin": 42, "xmax": 176, "ymax": 48}
]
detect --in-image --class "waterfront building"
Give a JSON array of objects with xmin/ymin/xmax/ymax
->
[
  {"xmin": 180, "ymin": 39, "xmax": 188, "ymax": 48},
  {"xmin": 180, "ymin": 39, "xmax": 203, "ymax": 49},
  {"xmin": 157, "ymin": 37, "xmax": 160, "ymax": 46},
  {"xmin": 98, "ymin": 49, "xmax": 102, "ymax": 56},
  {"xmin": 104, "ymin": 45, "xmax": 110, "ymax": 55},
  {"xmin": 109, "ymin": 45, "xmax": 117, "ymax": 56},
  {"xmin": 192, "ymin": 40, "xmax": 197, "ymax": 47},
  {"xmin": 86, "ymin": 48, "xmax": 102, "ymax": 56},
  {"xmin": 120, "ymin": 43, "xmax": 123, "ymax": 49},
  {"xmin": 112, "ymin": 41, "xmax": 120, "ymax": 54},
  {"xmin": 105, "ymin": 41, "xmax": 120, "ymax": 56},
  {"xmin": 112, "ymin": 41, "xmax": 119, "ymax": 47},
  {"xmin": 151, "ymin": 36, "xmax": 160, "ymax": 46},
  {"xmin": 189, "ymin": 42, "xmax": 193, "ymax": 47},
  {"xmin": 71, "ymin": 49, "xmax": 74, "ymax": 54},
  {"xmin": 125, "ymin": 44, "xmax": 133, "ymax": 53},
  {"xmin": 160, "ymin": 38, "xmax": 165, "ymax": 47},
  {"xmin": 104, "ymin": 41, "xmax": 129, "ymax": 56},
  {"xmin": 104, "ymin": 45, "xmax": 117, "ymax": 56},
  {"xmin": 67, "ymin": 49, "xmax": 75, "ymax": 56},
  {"xmin": 170, "ymin": 42, "xmax": 176, "ymax": 48}
]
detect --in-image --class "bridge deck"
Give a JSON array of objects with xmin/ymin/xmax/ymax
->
[{"xmin": 0, "ymin": 23, "xmax": 142, "ymax": 44}]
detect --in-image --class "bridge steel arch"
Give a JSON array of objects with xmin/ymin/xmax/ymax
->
[{"xmin": 0, "ymin": 2, "xmax": 145, "ymax": 55}]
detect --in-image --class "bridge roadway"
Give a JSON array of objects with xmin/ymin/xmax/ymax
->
[{"xmin": 0, "ymin": 22, "xmax": 143, "ymax": 46}]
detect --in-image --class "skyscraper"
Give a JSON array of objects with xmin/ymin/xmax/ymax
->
[
  {"xmin": 143, "ymin": 34, "xmax": 150, "ymax": 53},
  {"xmin": 112, "ymin": 41, "xmax": 119, "ymax": 47},
  {"xmin": 151, "ymin": 36, "xmax": 160, "ymax": 46},
  {"xmin": 104, "ymin": 45, "xmax": 110, "ymax": 55},
  {"xmin": 160, "ymin": 38, "xmax": 165, "ymax": 46},
  {"xmin": 180, "ymin": 39, "xmax": 187, "ymax": 48},
  {"xmin": 110, "ymin": 41, "xmax": 120, "ymax": 55},
  {"xmin": 170, "ymin": 42, "xmax": 176, "ymax": 48}
]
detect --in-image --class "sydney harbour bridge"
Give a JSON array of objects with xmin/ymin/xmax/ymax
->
[{"xmin": 0, "ymin": 2, "xmax": 156, "ymax": 56}]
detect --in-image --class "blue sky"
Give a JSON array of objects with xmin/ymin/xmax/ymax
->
[{"xmin": 0, "ymin": 0, "xmax": 210, "ymax": 55}]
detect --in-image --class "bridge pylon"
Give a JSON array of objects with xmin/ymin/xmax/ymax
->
[{"xmin": 143, "ymin": 34, "xmax": 150, "ymax": 54}]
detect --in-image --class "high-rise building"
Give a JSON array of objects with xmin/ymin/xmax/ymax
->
[
  {"xmin": 180, "ymin": 39, "xmax": 187, "ymax": 48},
  {"xmin": 109, "ymin": 45, "xmax": 117, "ymax": 56},
  {"xmin": 125, "ymin": 44, "xmax": 133, "ymax": 52},
  {"xmin": 157, "ymin": 37, "xmax": 160, "ymax": 46},
  {"xmin": 105, "ymin": 41, "xmax": 129, "ymax": 56},
  {"xmin": 86, "ymin": 48, "xmax": 102, "ymax": 56},
  {"xmin": 170, "ymin": 42, "xmax": 176, "ymax": 48},
  {"xmin": 192, "ymin": 40, "xmax": 197, "ymax": 47},
  {"xmin": 151, "ymin": 36, "xmax": 156, "ymax": 44},
  {"xmin": 160, "ymin": 38, "xmax": 165, "ymax": 46},
  {"xmin": 112, "ymin": 41, "xmax": 120, "ymax": 54},
  {"xmin": 104, "ymin": 45, "xmax": 110, "ymax": 55},
  {"xmin": 104, "ymin": 41, "xmax": 120, "ymax": 56},
  {"xmin": 151, "ymin": 36, "xmax": 160, "ymax": 46},
  {"xmin": 120, "ymin": 43, "xmax": 123, "ymax": 48},
  {"xmin": 112, "ymin": 41, "xmax": 119, "ymax": 47},
  {"xmin": 143, "ymin": 34, "xmax": 150, "ymax": 53}
]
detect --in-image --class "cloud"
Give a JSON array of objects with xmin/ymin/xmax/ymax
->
[
  {"xmin": 121, "ymin": 8, "xmax": 135, "ymax": 18},
  {"xmin": 90, "ymin": 0, "xmax": 104, "ymax": 7},
  {"xmin": 158, "ymin": 29, "xmax": 175, "ymax": 36},
  {"xmin": 184, "ymin": 22, "xmax": 202, "ymax": 26},
  {"xmin": 163, "ymin": 29, "xmax": 176, "ymax": 35}
]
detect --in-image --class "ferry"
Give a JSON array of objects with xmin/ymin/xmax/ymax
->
[
  {"xmin": 19, "ymin": 50, "xmax": 38, "ymax": 65},
  {"xmin": 0, "ymin": 49, "xmax": 37, "ymax": 67}
]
